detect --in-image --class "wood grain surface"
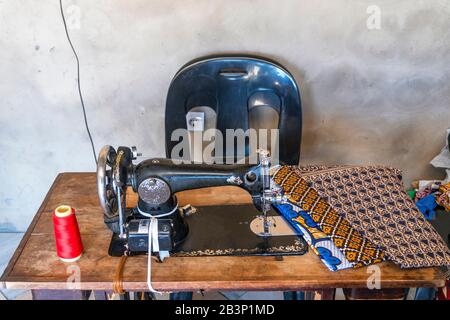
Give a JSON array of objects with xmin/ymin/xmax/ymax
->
[{"xmin": 1, "ymin": 173, "xmax": 446, "ymax": 291}]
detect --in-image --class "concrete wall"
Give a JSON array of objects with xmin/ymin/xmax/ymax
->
[{"xmin": 1, "ymin": 0, "xmax": 449, "ymax": 232}]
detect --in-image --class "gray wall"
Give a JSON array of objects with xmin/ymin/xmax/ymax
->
[{"xmin": 1, "ymin": 0, "xmax": 449, "ymax": 232}]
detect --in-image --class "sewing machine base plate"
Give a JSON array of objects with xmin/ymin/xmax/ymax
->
[{"xmin": 108, "ymin": 204, "xmax": 308, "ymax": 257}]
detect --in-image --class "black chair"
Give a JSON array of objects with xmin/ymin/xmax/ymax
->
[{"xmin": 165, "ymin": 54, "xmax": 302, "ymax": 165}]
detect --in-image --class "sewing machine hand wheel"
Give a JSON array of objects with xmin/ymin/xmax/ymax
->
[{"xmin": 97, "ymin": 145, "xmax": 120, "ymax": 219}]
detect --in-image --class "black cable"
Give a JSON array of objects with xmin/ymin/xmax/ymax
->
[{"xmin": 59, "ymin": 0, "xmax": 97, "ymax": 164}]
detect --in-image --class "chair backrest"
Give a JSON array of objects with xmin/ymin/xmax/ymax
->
[{"xmin": 165, "ymin": 54, "xmax": 302, "ymax": 165}]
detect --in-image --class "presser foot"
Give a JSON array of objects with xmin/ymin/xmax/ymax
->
[{"xmin": 251, "ymin": 215, "xmax": 300, "ymax": 237}]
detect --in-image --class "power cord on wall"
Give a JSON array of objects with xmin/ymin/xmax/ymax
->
[{"xmin": 59, "ymin": 0, "xmax": 98, "ymax": 165}]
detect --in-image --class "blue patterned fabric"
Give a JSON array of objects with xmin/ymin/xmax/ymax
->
[{"xmin": 273, "ymin": 203, "xmax": 353, "ymax": 271}]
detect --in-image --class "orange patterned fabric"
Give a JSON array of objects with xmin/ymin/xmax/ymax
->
[
  {"xmin": 290, "ymin": 165, "xmax": 450, "ymax": 268},
  {"xmin": 273, "ymin": 166, "xmax": 385, "ymax": 268}
]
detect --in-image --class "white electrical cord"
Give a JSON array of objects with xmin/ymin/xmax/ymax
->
[
  {"xmin": 139, "ymin": 204, "xmax": 177, "ymax": 294},
  {"xmin": 147, "ymin": 217, "xmax": 160, "ymax": 293}
]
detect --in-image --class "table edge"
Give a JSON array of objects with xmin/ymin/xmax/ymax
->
[{"xmin": 2, "ymin": 277, "xmax": 445, "ymax": 291}]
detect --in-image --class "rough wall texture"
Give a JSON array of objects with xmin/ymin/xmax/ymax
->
[{"xmin": 1, "ymin": 0, "xmax": 449, "ymax": 231}]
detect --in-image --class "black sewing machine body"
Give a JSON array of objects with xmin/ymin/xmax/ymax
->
[{"xmin": 97, "ymin": 145, "xmax": 303, "ymax": 258}]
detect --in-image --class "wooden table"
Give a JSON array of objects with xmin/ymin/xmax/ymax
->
[{"xmin": 0, "ymin": 173, "xmax": 446, "ymax": 299}]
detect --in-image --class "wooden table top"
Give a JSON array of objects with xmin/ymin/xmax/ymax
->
[{"xmin": 1, "ymin": 173, "xmax": 445, "ymax": 291}]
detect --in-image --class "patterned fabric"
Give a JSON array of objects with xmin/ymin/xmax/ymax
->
[
  {"xmin": 292, "ymin": 165, "xmax": 450, "ymax": 268},
  {"xmin": 273, "ymin": 203, "xmax": 353, "ymax": 271},
  {"xmin": 437, "ymin": 182, "xmax": 450, "ymax": 211},
  {"xmin": 273, "ymin": 166, "xmax": 385, "ymax": 268}
]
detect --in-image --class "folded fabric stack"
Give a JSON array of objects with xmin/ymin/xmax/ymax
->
[{"xmin": 272, "ymin": 165, "xmax": 450, "ymax": 271}]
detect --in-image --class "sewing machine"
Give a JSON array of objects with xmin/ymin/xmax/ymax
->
[{"xmin": 96, "ymin": 145, "xmax": 304, "ymax": 259}]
